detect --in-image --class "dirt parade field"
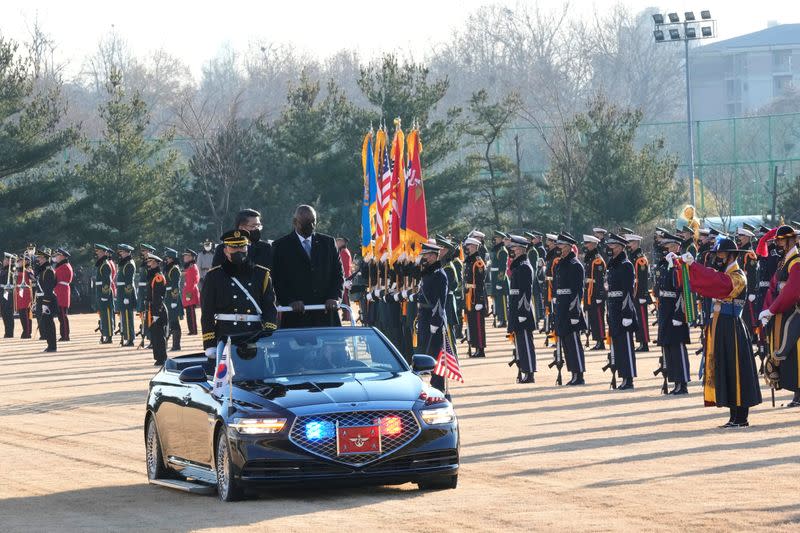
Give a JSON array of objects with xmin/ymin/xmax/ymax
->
[{"xmin": 0, "ymin": 313, "xmax": 799, "ymax": 532}]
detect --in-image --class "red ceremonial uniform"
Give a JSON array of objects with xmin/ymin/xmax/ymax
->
[
  {"xmin": 54, "ymin": 261, "xmax": 73, "ymax": 308},
  {"xmin": 182, "ymin": 263, "xmax": 200, "ymax": 306},
  {"xmin": 14, "ymin": 268, "xmax": 33, "ymax": 338},
  {"xmin": 762, "ymin": 246, "xmax": 800, "ymax": 393}
]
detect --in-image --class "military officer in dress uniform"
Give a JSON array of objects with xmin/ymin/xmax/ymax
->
[
  {"xmin": 182, "ymin": 249, "xmax": 201, "ymax": 335},
  {"xmin": 606, "ymin": 233, "xmax": 638, "ymax": 390},
  {"xmin": 543, "ymin": 233, "xmax": 561, "ymax": 344},
  {"xmin": 201, "ymin": 229, "xmax": 278, "ymax": 365},
  {"xmin": 759, "ymin": 225, "xmax": 800, "ymax": 407},
  {"xmin": 1, "ymin": 253, "xmax": 15, "ymax": 337},
  {"xmin": 52, "ymin": 248, "xmax": 73, "ymax": 341},
  {"xmin": 462, "ymin": 237, "xmax": 487, "ymax": 357},
  {"xmin": 415, "ymin": 242, "xmax": 448, "ymax": 393},
  {"xmin": 137, "ymin": 244, "xmax": 156, "ymax": 344},
  {"xmin": 507, "ymin": 235, "xmax": 536, "ymax": 383},
  {"xmin": 525, "ymin": 231, "xmax": 546, "ymax": 327},
  {"xmin": 436, "ymin": 237, "xmax": 461, "ymax": 358},
  {"xmin": 116, "ymin": 244, "xmax": 137, "ymax": 346},
  {"xmin": 553, "ymin": 233, "xmax": 587, "ymax": 385},
  {"xmin": 736, "ymin": 227, "xmax": 760, "ymax": 340},
  {"xmin": 626, "ymin": 233, "xmax": 651, "ymax": 352},
  {"xmin": 593, "ymin": 227, "xmax": 610, "ymax": 260},
  {"xmin": 94, "ymin": 244, "xmax": 115, "ymax": 344},
  {"xmin": 163, "ymin": 248, "xmax": 184, "ymax": 351},
  {"xmin": 34, "ymin": 248, "xmax": 57, "ymax": 352},
  {"xmin": 656, "ymin": 232, "xmax": 691, "ymax": 394},
  {"xmin": 144, "ymin": 254, "xmax": 168, "ymax": 365},
  {"xmin": 674, "ymin": 238, "xmax": 761, "ymax": 427},
  {"xmin": 583, "ymin": 234, "xmax": 607, "ymax": 351},
  {"xmin": 489, "ymin": 231, "xmax": 509, "ymax": 328}
]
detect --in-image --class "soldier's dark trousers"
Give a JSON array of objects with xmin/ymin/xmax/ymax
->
[
  {"xmin": 635, "ymin": 301, "xmax": 650, "ymax": 345},
  {"xmin": 150, "ymin": 314, "xmax": 167, "ymax": 364},
  {"xmin": 40, "ymin": 310, "xmax": 56, "ymax": 351},
  {"xmin": 58, "ymin": 306, "xmax": 70, "ymax": 340},
  {"xmin": 560, "ymin": 331, "xmax": 586, "ymax": 373},
  {"xmin": 514, "ymin": 329, "xmax": 536, "ymax": 373},
  {"xmin": 663, "ymin": 342, "xmax": 690, "ymax": 383},
  {"xmin": 612, "ymin": 331, "xmax": 637, "ymax": 378},
  {"xmin": 98, "ymin": 299, "xmax": 114, "ymax": 340},
  {"xmin": 1, "ymin": 297, "xmax": 14, "ymax": 337},
  {"xmin": 588, "ymin": 302, "xmax": 606, "ymax": 342},
  {"xmin": 169, "ymin": 314, "xmax": 181, "ymax": 350},
  {"xmin": 185, "ymin": 305, "xmax": 198, "ymax": 335},
  {"xmin": 119, "ymin": 303, "xmax": 136, "ymax": 344},
  {"xmin": 494, "ymin": 293, "xmax": 507, "ymax": 325},
  {"xmin": 466, "ymin": 309, "xmax": 486, "ymax": 349},
  {"xmin": 19, "ymin": 310, "xmax": 32, "ymax": 338}
]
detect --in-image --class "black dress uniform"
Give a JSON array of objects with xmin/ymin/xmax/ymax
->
[
  {"xmin": 553, "ymin": 235, "xmax": 587, "ymax": 383},
  {"xmin": 137, "ymin": 244, "xmax": 156, "ymax": 343},
  {"xmin": 606, "ymin": 234, "xmax": 638, "ymax": 388},
  {"xmin": 452, "ymin": 254, "xmax": 465, "ymax": 338},
  {"xmin": 543, "ymin": 241, "xmax": 561, "ymax": 342},
  {"xmin": 145, "ymin": 256, "xmax": 168, "ymax": 365},
  {"xmin": 489, "ymin": 235, "xmax": 509, "ymax": 328},
  {"xmin": 507, "ymin": 237, "xmax": 536, "ymax": 382},
  {"xmin": 629, "ymin": 245, "xmax": 651, "ymax": 351},
  {"xmin": 201, "ymin": 230, "xmax": 278, "ymax": 358},
  {"xmin": 525, "ymin": 234, "xmax": 546, "ymax": 326},
  {"xmin": 0, "ymin": 255, "xmax": 14, "ymax": 337},
  {"xmin": 116, "ymin": 245, "xmax": 137, "ymax": 347},
  {"xmin": 164, "ymin": 249, "xmax": 184, "ymax": 351},
  {"xmin": 439, "ymin": 247, "xmax": 462, "ymax": 357},
  {"xmin": 656, "ymin": 237, "xmax": 691, "ymax": 394},
  {"xmin": 463, "ymin": 246, "xmax": 487, "ymax": 355},
  {"xmin": 583, "ymin": 243, "xmax": 607, "ymax": 350},
  {"xmin": 36, "ymin": 249, "xmax": 58, "ymax": 352},
  {"xmin": 416, "ymin": 251, "xmax": 448, "ymax": 393},
  {"xmin": 737, "ymin": 237, "xmax": 759, "ymax": 337}
]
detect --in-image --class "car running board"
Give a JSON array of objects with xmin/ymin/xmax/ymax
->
[{"xmin": 149, "ymin": 478, "xmax": 216, "ymax": 495}]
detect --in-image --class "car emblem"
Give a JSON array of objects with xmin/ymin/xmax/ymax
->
[{"xmin": 349, "ymin": 435, "xmax": 369, "ymax": 447}]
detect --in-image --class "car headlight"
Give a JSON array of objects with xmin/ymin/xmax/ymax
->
[
  {"xmin": 229, "ymin": 417, "xmax": 287, "ymax": 434},
  {"xmin": 420, "ymin": 405, "xmax": 456, "ymax": 425}
]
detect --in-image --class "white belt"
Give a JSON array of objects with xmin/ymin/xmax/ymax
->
[
  {"xmin": 36, "ymin": 292, "xmax": 44, "ymax": 297},
  {"xmin": 490, "ymin": 268, "xmax": 499, "ymax": 272},
  {"xmin": 465, "ymin": 284, "xmax": 475, "ymax": 288},
  {"xmin": 556, "ymin": 289, "xmax": 571, "ymax": 295},
  {"xmin": 58, "ymin": 281, "xmax": 70, "ymax": 286},
  {"xmin": 509, "ymin": 289, "xmax": 520, "ymax": 295},
  {"xmin": 608, "ymin": 291, "xmax": 623, "ymax": 298},
  {"xmin": 759, "ymin": 281, "xmax": 770, "ymax": 288},
  {"xmin": 214, "ymin": 313, "xmax": 261, "ymax": 323},
  {"xmin": 138, "ymin": 282, "xmax": 147, "ymax": 286},
  {"xmin": 166, "ymin": 286, "xmax": 174, "ymax": 290},
  {"xmin": 116, "ymin": 282, "xmax": 126, "ymax": 286},
  {"xmin": 659, "ymin": 291, "xmax": 677, "ymax": 298}
]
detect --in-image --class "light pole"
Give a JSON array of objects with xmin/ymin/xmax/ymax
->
[{"xmin": 653, "ymin": 10, "xmax": 717, "ymax": 208}]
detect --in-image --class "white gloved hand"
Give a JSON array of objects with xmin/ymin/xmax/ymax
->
[
  {"xmin": 518, "ymin": 316, "xmax": 526, "ymax": 323},
  {"xmin": 672, "ymin": 319, "xmax": 682, "ymax": 326},
  {"xmin": 748, "ymin": 294, "xmax": 756, "ymax": 302},
  {"xmin": 596, "ymin": 300, "xmax": 602, "ymax": 304},
  {"xmin": 366, "ymin": 293, "xmax": 373, "ymax": 302},
  {"xmin": 408, "ymin": 293, "xmax": 415, "ymax": 302},
  {"xmin": 373, "ymin": 288, "xmax": 381, "ymax": 297},
  {"xmin": 393, "ymin": 292, "xmax": 400, "ymax": 302},
  {"xmin": 665, "ymin": 252, "xmax": 678, "ymax": 267},
  {"xmin": 430, "ymin": 325, "xmax": 439, "ymax": 334},
  {"xmin": 205, "ymin": 347, "xmax": 216, "ymax": 358},
  {"xmin": 622, "ymin": 318, "xmax": 633, "ymax": 327},
  {"xmin": 152, "ymin": 315, "xmax": 160, "ymax": 322},
  {"xmin": 570, "ymin": 318, "xmax": 579, "ymax": 325},
  {"xmin": 475, "ymin": 304, "xmax": 484, "ymax": 311},
  {"xmin": 401, "ymin": 289, "xmax": 409, "ymax": 299},
  {"xmin": 759, "ymin": 309, "xmax": 774, "ymax": 326},
  {"xmin": 681, "ymin": 252, "xmax": 694, "ymax": 265},
  {"xmin": 638, "ymin": 299, "xmax": 647, "ymax": 304},
  {"xmin": 170, "ymin": 303, "xmax": 177, "ymax": 309},
  {"xmin": 123, "ymin": 298, "xmax": 130, "ymax": 305},
  {"xmin": 100, "ymin": 298, "xmax": 108, "ymax": 302},
  {"xmin": 41, "ymin": 305, "xmax": 50, "ymax": 315},
  {"xmin": 343, "ymin": 280, "xmax": 353, "ymax": 289},
  {"xmin": 495, "ymin": 285, "xmax": 503, "ymax": 291}
]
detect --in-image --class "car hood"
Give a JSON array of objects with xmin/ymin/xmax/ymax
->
[{"xmin": 235, "ymin": 371, "xmax": 423, "ymax": 410}]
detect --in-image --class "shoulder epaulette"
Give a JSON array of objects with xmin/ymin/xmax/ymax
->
[{"xmin": 255, "ymin": 265, "xmax": 270, "ymax": 272}]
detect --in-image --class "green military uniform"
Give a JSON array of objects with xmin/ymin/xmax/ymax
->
[
  {"xmin": 94, "ymin": 244, "xmax": 115, "ymax": 343},
  {"xmin": 137, "ymin": 244, "xmax": 156, "ymax": 344},
  {"xmin": 116, "ymin": 244, "xmax": 137, "ymax": 346},
  {"xmin": 163, "ymin": 248, "xmax": 184, "ymax": 351},
  {"xmin": 489, "ymin": 231, "xmax": 509, "ymax": 328}
]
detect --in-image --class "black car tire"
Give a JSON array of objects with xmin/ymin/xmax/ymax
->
[
  {"xmin": 215, "ymin": 429, "xmax": 243, "ymax": 502},
  {"xmin": 417, "ymin": 474, "xmax": 458, "ymax": 490},
  {"xmin": 145, "ymin": 417, "xmax": 172, "ymax": 480}
]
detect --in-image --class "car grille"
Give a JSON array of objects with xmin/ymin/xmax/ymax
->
[{"xmin": 289, "ymin": 410, "xmax": 420, "ymax": 466}]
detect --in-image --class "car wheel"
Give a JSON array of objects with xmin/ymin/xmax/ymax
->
[
  {"xmin": 417, "ymin": 474, "xmax": 458, "ymax": 490},
  {"xmin": 215, "ymin": 429, "xmax": 243, "ymax": 502},
  {"xmin": 145, "ymin": 417, "xmax": 172, "ymax": 480}
]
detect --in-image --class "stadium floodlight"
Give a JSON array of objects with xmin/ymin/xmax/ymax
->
[
  {"xmin": 686, "ymin": 27, "xmax": 697, "ymax": 38},
  {"xmin": 685, "ymin": 11, "xmax": 696, "ymax": 21},
  {"xmin": 653, "ymin": 13, "xmax": 665, "ymax": 24},
  {"xmin": 654, "ymin": 30, "xmax": 665, "ymax": 41},
  {"xmin": 668, "ymin": 12, "xmax": 680, "ymax": 23},
  {"xmin": 701, "ymin": 10, "xmax": 711, "ymax": 19},
  {"xmin": 702, "ymin": 26, "xmax": 713, "ymax": 37},
  {"xmin": 669, "ymin": 28, "xmax": 681, "ymax": 40}
]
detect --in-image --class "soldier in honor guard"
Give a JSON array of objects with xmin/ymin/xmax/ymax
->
[
  {"xmin": 137, "ymin": 244, "xmax": 156, "ymax": 344},
  {"xmin": 593, "ymin": 227, "xmax": 610, "ymax": 260},
  {"xmin": 759, "ymin": 225, "xmax": 800, "ymax": 407},
  {"xmin": 52, "ymin": 248, "xmax": 73, "ymax": 341},
  {"xmin": 507, "ymin": 235, "xmax": 536, "ymax": 383},
  {"xmin": 679, "ymin": 225, "xmax": 698, "ymax": 257},
  {"xmin": 182, "ymin": 249, "xmax": 201, "ymax": 335},
  {"xmin": 197, "ymin": 239, "xmax": 215, "ymax": 286},
  {"xmin": 116, "ymin": 244, "xmax": 137, "ymax": 347},
  {"xmin": 436, "ymin": 237, "xmax": 461, "ymax": 357},
  {"xmin": 462, "ymin": 237, "xmax": 487, "ymax": 357},
  {"xmin": 736, "ymin": 226, "xmax": 760, "ymax": 339},
  {"xmin": 452, "ymin": 244, "xmax": 465, "ymax": 339},
  {"xmin": 582, "ymin": 234, "xmax": 607, "ymax": 351},
  {"xmin": 163, "ymin": 248, "xmax": 184, "ymax": 351},
  {"xmin": 525, "ymin": 231, "xmax": 546, "ymax": 328},
  {"xmin": 606, "ymin": 233, "xmax": 638, "ymax": 390},
  {"xmin": 756, "ymin": 225, "xmax": 780, "ymax": 331},
  {"xmin": 543, "ymin": 233, "xmax": 562, "ymax": 344},
  {"xmin": 415, "ymin": 242, "xmax": 448, "ymax": 393},
  {"xmin": 144, "ymin": 253, "xmax": 168, "ymax": 365},
  {"xmin": 14, "ymin": 254, "xmax": 34, "ymax": 339},
  {"xmin": 553, "ymin": 234, "xmax": 587, "ymax": 385},
  {"xmin": 625, "ymin": 234, "xmax": 651, "ymax": 352},
  {"xmin": 656, "ymin": 233, "xmax": 691, "ymax": 394},
  {"xmin": 201, "ymin": 229, "xmax": 278, "ymax": 366},
  {"xmin": 94, "ymin": 245, "xmax": 115, "ymax": 344},
  {"xmin": 489, "ymin": 231, "xmax": 509, "ymax": 328},
  {"xmin": 33, "ymin": 248, "xmax": 57, "ymax": 352},
  {"xmin": 673, "ymin": 238, "xmax": 761, "ymax": 427},
  {"xmin": 1, "ymin": 253, "xmax": 15, "ymax": 337}
]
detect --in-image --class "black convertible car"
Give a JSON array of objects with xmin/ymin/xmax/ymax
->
[{"xmin": 144, "ymin": 326, "xmax": 459, "ymax": 501}]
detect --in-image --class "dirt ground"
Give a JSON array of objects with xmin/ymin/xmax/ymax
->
[{"xmin": 1, "ymin": 312, "xmax": 799, "ymax": 532}]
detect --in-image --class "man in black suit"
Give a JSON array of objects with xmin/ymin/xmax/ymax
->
[
  {"xmin": 212, "ymin": 208, "xmax": 272, "ymax": 269},
  {"xmin": 272, "ymin": 205, "xmax": 344, "ymax": 328}
]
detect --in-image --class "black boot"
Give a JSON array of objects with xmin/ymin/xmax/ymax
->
[
  {"xmin": 635, "ymin": 343, "xmax": 649, "ymax": 352},
  {"xmin": 473, "ymin": 348, "xmax": 485, "ymax": 358},
  {"xmin": 572, "ymin": 372, "xmax": 585, "ymax": 385},
  {"xmin": 671, "ymin": 382, "xmax": 688, "ymax": 395},
  {"xmin": 618, "ymin": 377, "xmax": 634, "ymax": 390},
  {"xmin": 787, "ymin": 390, "xmax": 800, "ymax": 408},
  {"xmin": 170, "ymin": 329, "xmax": 181, "ymax": 352},
  {"xmin": 591, "ymin": 341, "xmax": 605, "ymax": 351},
  {"xmin": 518, "ymin": 372, "xmax": 535, "ymax": 384}
]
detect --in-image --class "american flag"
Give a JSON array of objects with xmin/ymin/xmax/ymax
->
[{"xmin": 434, "ymin": 331, "xmax": 464, "ymax": 383}]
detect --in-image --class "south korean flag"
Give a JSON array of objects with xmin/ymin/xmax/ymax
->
[{"xmin": 212, "ymin": 337, "xmax": 235, "ymax": 398}]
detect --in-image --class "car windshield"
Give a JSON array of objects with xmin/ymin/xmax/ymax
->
[{"xmin": 227, "ymin": 328, "xmax": 406, "ymax": 380}]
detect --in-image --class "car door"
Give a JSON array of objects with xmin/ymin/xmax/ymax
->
[
  {"xmin": 152, "ymin": 382, "xmax": 187, "ymax": 461},
  {"xmin": 181, "ymin": 384, "xmax": 220, "ymax": 466}
]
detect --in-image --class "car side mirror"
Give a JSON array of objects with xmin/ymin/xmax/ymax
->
[
  {"xmin": 179, "ymin": 365, "xmax": 208, "ymax": 384},
  {"xmin": 412, "ymin": 354, "xmax": 436, "ymax": 374}
]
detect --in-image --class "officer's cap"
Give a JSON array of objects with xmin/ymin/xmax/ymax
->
[
  {"xmin": 592, "ymin": 227, "xmax": 607, "ymax": 234},
  {"xmin": 221, "ymin": 229, "xmax": 250, "ymax": 247},
  {"xmin": 493, "ymin": 230, "xmax": 508, "ymax": 239},
  {"xmin": 146, "ymin": 254, "xmax": 163, "ymax": 263},
  {"xmin": 507, "ymin": 234, "xmax": 529, "ymax": 248},
  {"xmin": 606, "ymin": 233, "xmax": 629, "ymax": 246},
  {"xmin": 463, "ymin": 237, "xmax": 481, "ymax": 247},
  {"xmin": 140, "ymin": 243, "xmax": 156, "ymax": 252},
  {"xmin": 624, "ymin": 234, "xmax": 642, "ymax": 242},
  {"xmin": 35, "ymin": 247, "xmax": 52, "ymax": 257},
  {"xmin": 421, "ymin": 242, "xmax": 442, "ymax": 254},
  {"xmin": 654, "ymin": 227, "xmax": 668, "ymax": 236},
  {"xmin": 527, "ymin": 230, "xmax": 543, "ymax": 238},
  {"xmin": 436, "ymin": 236, "xmax": 455, "ymax": 250},
  {"xmin": 742, "ymin": 222, "xmax": 756, "ymax": 232},
  {"xmin": 775, "ymin": 225, "xmax": 796, "ymax": 240},
  {"xmin": 93, "ymin": 243, "xmax": 109, "ymax": 252},
  {"xmin": 467, "ymin": 229, "xmax": 485, "ymax": 239},
  {"xmin": 545, "ymin": 233, "xmax": 558, "ymax": 242},
  {"xmin": 55, "ymin": 248, "xmax": 70, "ymax": 258},
  {"xmin": 164, "ymin": 247, "xmax": 179, "ymax": 259},
  {"xmin": 183, "ymin": 248, "xmax": 198, "ymax": 257},
  {"xmin": 117, "ymin": 244, "xmax": 134, "ymax": 252},
  {"xmin": 711, "ymin": 238, "xmax": 741, "ymax": 254},
  {"xmin": 582, "ymin": 234, "xmax": 600, "ymax": 244},
  {"xmin": 619, "ymin": 227, "xmax": 634, "ymax": 235},
  {"xmin": 736, "ymin": 227, "xmax": 755, "ymax": 238},
  {"xmin": 556, "ymin": 233, "xmax": 577, "ymax": 246},
  {"xmin": 660, "ymin": 232, "xmax": 682, "ymax": 245},
  {"xmin": 699, "ymin": 228, "xmax": 710, "ymax": 236}
]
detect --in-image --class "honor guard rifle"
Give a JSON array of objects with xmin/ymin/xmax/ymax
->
[
  {"xmin": 601, "ymin": 350, "xmax": 617, "ymax": 389},
  {"xmin": 653, "ymin": 350, "xmax": 669, "ymax": 394},
  {"xmin": 547, "ymin": 336, "xmax": 564, "ymax": 385}
]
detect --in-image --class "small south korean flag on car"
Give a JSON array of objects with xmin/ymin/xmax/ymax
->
[{"xmin": 213, "ymin": 337, "xmax": 235, "ymax": 397}]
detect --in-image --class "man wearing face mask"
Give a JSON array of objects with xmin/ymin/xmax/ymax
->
[
  {"xmin": 272, "ymin": 205, "xmax": 344, "ymax": 328},
  {"xmin": 415, "ymin": 242, "xmax": 448, "ymax": 393},
  {"xmin": 52, "ymin": 248, "xmax": 73, "ymax": 342},
  {"xmin": 507, "ymin": 235, "xmax": 536, "ymax": 383},
  {"xmin": 759, "ymin": 225, "xmax": 800, "ymax": 407},
  {"xmin": 657, "ymin": 233, "xmax": 691, "ymax": 395},
  {"xmin": 671, "ymin": 237, "xmax": 761, "ymax": 427},
  {"xmin": 182, "ymin": 249, "xmax": 200, "ymax": 336},
  {"xmin": 197, "ymin": 239, "xmax": 215, "ymax": 287},
  {"xmin": 94, "ymin": 244, "xmax": 115, "ymax": 344},
  {"xmin": 163, "ymin": 248, "xmax": 184, "ymax": 352},
  {"xmin": 543, "ymin": 234, "xmax": 561, "ymax": 345},
  {"xmin": 553, "ymin": 234, "xmax": 587, "ymax": 385},
  {"xmin": 736, "ymin": 227, "xmax": 760, "ymax": 340},
  {"xmin": 137, "ymin": 244, "xmax": 156, "ymax": 346},
  {"xmin": 144, "ymin": 254, "xmax": 168, "ymax": 365},
  {"xmin": 606, "ymin": 233, "xmax": 638, "ymax": 390},
  {"xmin": 583, "ymin": 235, "xmax": 607, "ymax": 351},
  {"xmin": 201, "ymin": 229, "xmax": 277, "ymax": 363},
  {"xmin": 212, "ymin": 209, "xmax": 272, "ymax": 270},
  {"xmin": 626, "ymin": 234, "xmax": 651, "ymax": 352},
  {"xmin": 462, "ymin": 237, "xmax": 488, "ymax": 357},
  {"xmin": 34, "ymin": 248, "xmax": 57, "ymax": 352},
  {"xmin": 115, "ymin": 244, "xmax": 137, "ymax": 347}
]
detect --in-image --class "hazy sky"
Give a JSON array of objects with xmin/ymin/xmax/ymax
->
[{"xmin": 1, "ymin": 0, "xmax": 799, "ymax": 78}]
